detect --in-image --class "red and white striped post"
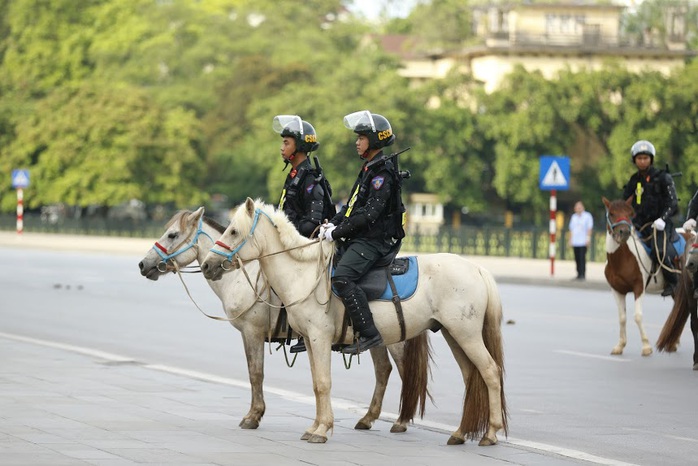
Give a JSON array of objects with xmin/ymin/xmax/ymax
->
[
  {"xmin": 549, "ymin": 189, "xmax": 556, "ymax": 276},
  {"xmin": 16, "ymin": 187, "xmax": 24, "ymax": 234}
]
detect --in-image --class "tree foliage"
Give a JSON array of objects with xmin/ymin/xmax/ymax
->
[{"xmin": 0, "ymin": 0, "xmax": 697, "ymax": 227}]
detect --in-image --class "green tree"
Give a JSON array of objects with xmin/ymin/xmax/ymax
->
[{"xmin": 0, "ymin": 82, "xmax": 206, "ymax": 211}]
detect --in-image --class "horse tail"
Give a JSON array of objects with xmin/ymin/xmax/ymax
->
[
  {"xmin": 657, "ymin": 267, "xmax": 692, "ymax": 352},
  {"xmin": 396, "ymin": 332, "xmax": 433, "ymax": 424},
  {"xmin": 461, "ymin": 267, "xmax": 509, "ymax": 439}
]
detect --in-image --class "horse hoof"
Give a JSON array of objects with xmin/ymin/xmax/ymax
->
[
  {"xmin": 641, "ymin": 348, "xmax": 653, "ymax": 357},
  {"xmin": 354, "ymin": 419, "xmax": 372, "ymax": 430},
  {"xmin": 447, "ymin": 435, "xmax": 465, "ymax": 445},
  {"xmin": 478, "ymin": 436, "xmax": 497, "ymax": 446},
  {"xmin": 390, "ymin": 424, "xmax": 407, "ymax": 433},
  {"xmin": 307, "ymin": 434, "xmax": 327, "ymax": 443},
  {"xmin": 239, "ymin": 419, "xmax": 259, "ymax": 429},
  {"xmin": 610, "ymin": 348, "xmax": 623, "ymax": 355},
  {"xmin": 300, "ymin": 432, "xmax": 312, "ymax": 441},
  {"xmin": 693, "ymin": 363, "xmax": 698, "ymax": 371}
]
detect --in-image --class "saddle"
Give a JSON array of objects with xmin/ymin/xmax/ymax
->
[{"xmin": 331, "ymin": 256, "xmax": 419, "ymax": 302}]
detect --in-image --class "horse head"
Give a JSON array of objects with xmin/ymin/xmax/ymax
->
[
  {"xmin": 138, "ymin": 207, "xmax": 211, "ymax": 280},
  {"xmin": 603, "ymin": 196, "xmax": 635, "ymax": 245},
  {"xmin": 202, "ymin": 198, "xmax": 273, "ymax": 281}
]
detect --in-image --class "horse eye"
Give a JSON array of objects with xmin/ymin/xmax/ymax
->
[{"xmin": 168, "ymin": 232, "xmax": 178, "ymax": 240}]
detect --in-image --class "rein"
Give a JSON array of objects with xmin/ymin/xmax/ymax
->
[
  {"xmin": 212, "ymin": 207, "xmax": 335, "ymax": 310},
  {"xmin": 607, "ymin": 210, "xmax": 682, "ymax": 276},
  {"xmin": 172, "ymin": 260, "xmax": 264, "ymax": 323}
]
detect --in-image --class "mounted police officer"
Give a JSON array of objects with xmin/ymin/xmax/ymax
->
[
  {"xmin": 682, "ymin": 190, "xmax": 698, "ymax": 297},
  {"xmin": 622, "ymin": 140, "xmax": 679, "ymax": 297},
  {"xmin": 273, "ymin": 115, "xmax": 333, "ymax": 353},
  {"xmin": 320, "ymin": 110, "xmax": 405, "ymax": 354},
  {"xmin": 273, "ymin": 115, "xmax": 328, "ymax": 238}
]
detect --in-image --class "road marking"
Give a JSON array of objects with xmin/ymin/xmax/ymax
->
[
  {"xmin": 1, "ymin": 331, "xmax": 639, "ymax": 465},
  {"xmin": 0, "ymin": 331, "xmax": 135, "ymax": 363},
  {"xmin": 555, "ymin": 349, "xmax": 632, "ymax": 362}
]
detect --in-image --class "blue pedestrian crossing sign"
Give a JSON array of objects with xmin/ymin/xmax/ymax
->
[
  {"xmin": 11, "ymin": 169, "xmax": 30, "ymax": 188},
  {"xmin": 539, "ymin": 156, "xmax": 570, "ymax": 191}
]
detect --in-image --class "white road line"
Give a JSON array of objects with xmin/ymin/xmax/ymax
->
[
  {"xmin": 554, "ymin": 349, "xmax": 632, "ymax": 362},
  {"xmin": 1, "ymin": 331, "xmax": 639, "ymax": 465}
]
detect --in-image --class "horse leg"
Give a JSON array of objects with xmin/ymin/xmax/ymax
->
[
  {"xmin": 631, "ymin": 294, "xmax": 653, "ymax": 356},
  {"xmin": 611, "ymin": 290, "xmax": 628, "ymax": 355},
  {"xmin": 385, "ymin": 342, "xmax": 411, "ymax": 433},
  {"xmin": 301, "ymin": 340, "xmax": 334, "ymax": 443},
  {"xmin": 439, "ymin": 329, "xmax": 474, "ymax": 445},
  {"xmin": 355, "ymin": 345, "xmax": 393, "ymax": 431},
  {"xmin": 239, "ymin": 332, "xmax": 265, "ymax": 429}
]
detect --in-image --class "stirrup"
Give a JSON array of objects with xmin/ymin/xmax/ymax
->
[
  {"xmin": 289, "ymin": 338, "xmax": 306, "ymax": 353},
  {"xmin": 340, "ymin": 334, "xmax": 383, "ymax": 354}
]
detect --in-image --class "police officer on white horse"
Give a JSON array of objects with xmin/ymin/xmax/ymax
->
[{"xmin": 320, "ymin": 110, "xmax": 405, "ymax": 354}]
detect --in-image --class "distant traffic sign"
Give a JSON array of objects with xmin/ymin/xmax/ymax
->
[
  {"xmin": 539, "ymin": 156, "xmax": 570, "ymax": 191},
  {"xmin": 11, "ymin": 169, "xmax": 30, "ymax": 189}
]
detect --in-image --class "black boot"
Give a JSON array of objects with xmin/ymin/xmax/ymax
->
[
  {"xmin": 289, "ymin": 337, "xmax": 306, "ymax": 353},
  {"xmin": 662, "ymin": 270, "xmax": 678, "ymax": 297},
  {"xmin": 340, "ymin": 287, "xmax": 383, "ymax": 354},
  {"xmin": 692, "ymin": 272, "xmax": 698, "ymax": 300}
]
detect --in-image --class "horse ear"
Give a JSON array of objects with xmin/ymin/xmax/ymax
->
[
  {"xmin": 187, "ymin": 207, "xmax": 204, "ymax": 224},
  {"xmin": 625, "ymin": 196, "xmax": 633, "ymax": 206},
  {"xmin": 245, "ymin": 197, "xmax": 255, "ymax": 216},
  {"xmin": 602, "ymin": 196, "xmax": 610, "ymax": 208}
]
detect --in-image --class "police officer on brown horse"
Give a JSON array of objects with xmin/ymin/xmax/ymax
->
[
  {"xmin": 320, "ymin": 110, "xmax": 405, "ymax": 354},
  {"xmin": 622, "ymin": 139, "xmax": 679, "ymax": 297}
]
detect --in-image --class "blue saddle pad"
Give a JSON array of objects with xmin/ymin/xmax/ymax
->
[
  {"xmin": 332, "ymin": 256, "xmax": 419, "ymax": 301},
  {"xmin": 639, "ymin": 232, "xmax": 685, "ymax": 257},
  {"xmin": 378, "ymin": 256, "xmax": 419, "ymax": 301}
]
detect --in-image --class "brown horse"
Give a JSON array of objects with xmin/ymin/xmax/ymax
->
[
  {"xmin": 656, "ymin": 230, "xmax": 698, "ymax": 370},
  {"xmin": 602, "ymin": 197, "xmax": 678, "ymax": 356}
]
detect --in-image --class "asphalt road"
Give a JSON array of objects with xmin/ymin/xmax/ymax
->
[{"xmin": 1, "ymin": 246, "xmax": 697, "ymax": 465}]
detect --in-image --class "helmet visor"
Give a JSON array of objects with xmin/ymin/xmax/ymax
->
[
  {"xmin": 343, "ymin": 110, "xmax": 374, "ymax": 132},
  {"xmin": 273, "ymin": 115, "xmax": 303, "ymax": 135}
]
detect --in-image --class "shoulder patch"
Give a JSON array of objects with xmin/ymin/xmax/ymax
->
[
  {"xmin": 371, "ymin": 176, "xmax": 385, "ymax": 190},
  {"xmin": 306, "ymin": 183, "xmax": 315, "ymax": 194}
]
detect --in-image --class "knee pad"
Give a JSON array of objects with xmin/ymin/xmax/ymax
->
[{"xmin": 332, "ymin": 277, "xmax": 356, "ymax": 298}]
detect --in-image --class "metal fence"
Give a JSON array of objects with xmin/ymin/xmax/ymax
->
[{"xmin": 0, "ymin": 213, "xmax": 607, "ymax": 262}]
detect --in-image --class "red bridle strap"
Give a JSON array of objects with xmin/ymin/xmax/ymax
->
[
  {"xmin": 215, "ymin": 240, "xmax": 233, "ymax": 251},
  {"xmin": 154, "ymin": 242, "xmax": 168, "ymax": 254}
]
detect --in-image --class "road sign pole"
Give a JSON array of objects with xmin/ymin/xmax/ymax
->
[
  {"xmin": 16, "ymin": 188, "xmax": 24, "ymax": 235},
  {"xmin": 549, "ymin": 189, "xmax": 556, "ymax": 276}
]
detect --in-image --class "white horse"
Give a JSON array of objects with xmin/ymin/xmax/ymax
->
[
  {"xmin": 138, "ymin": 207, "xmax": 418, "ymax": 433},
  {"xmin": 200, "ymin": 198, "xmax": 508, "ymax": 445}
]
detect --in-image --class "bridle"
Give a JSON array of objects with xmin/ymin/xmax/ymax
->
[
  {"xmin": 152, "ymin": 215, "xmax": 215, "ymax": 272},
  {"xmin": 605, "ymin": 209, "xmax": 633, "ymax": 243},
  {"xmin": 209, "ymin": 208, "xmax": 276, "ymax": 271}
]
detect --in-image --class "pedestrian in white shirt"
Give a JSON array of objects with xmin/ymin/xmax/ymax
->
[{"xmin": 568, "ymin": 201, "xmax": 594, "ymax": 280}]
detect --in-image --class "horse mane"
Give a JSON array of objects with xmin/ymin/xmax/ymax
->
[
  {"xmin": 607, "ymin": 198, "xmax": 635, "ymax": 218},
  {"xmin": 232, "ymin": 199, "xmax": 333, "ymax": 262},
  {"xmin": 165, "ymin": 209, "xmax": 227, "ymax": 234}
]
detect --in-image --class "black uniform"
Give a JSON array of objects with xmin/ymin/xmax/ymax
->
[
  {"xmin": 686, "ymin": 190, "xmax": 698, "ymax": 223},
  {"xmin": 622, "ymin": 165, "xmax": 679, "ymax": 293},
  {"xmin": 330, "ymin": 153, "xmax": 403, "ymax": 345},
  {"xmin": 278, "ymin": 158, "xmax": 325, "ymax": 238}
]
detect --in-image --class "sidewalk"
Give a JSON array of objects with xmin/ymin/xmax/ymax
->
[{"xmin": 0, "ymin": 231, "xmax": 609, "ymax": 290}]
